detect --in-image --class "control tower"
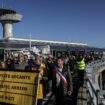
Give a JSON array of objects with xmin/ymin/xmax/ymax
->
[{"xmin": 0, "ymin": 8, "xmax": 22, "ymax": 38}]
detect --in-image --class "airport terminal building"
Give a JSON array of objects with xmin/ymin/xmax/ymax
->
[{"xmin": 0, "ymin": 8, "xmax": 104, "ymax": 59}]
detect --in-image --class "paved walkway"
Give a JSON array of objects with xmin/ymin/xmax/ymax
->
[
  {"xmin": 77, "ymin": 86, "xmax": 87, "ymax": 105},
  {"xmin": 43, "ymin": 85, "xmax": 87, "ymax": 105}
]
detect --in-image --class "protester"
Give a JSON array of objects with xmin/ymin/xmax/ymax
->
[
  {"xmin": 49, "ymin": 57, "xmax": 73, "ymax": 105},
  {"xmin": 76, "ymin": 55, "xmax": 86, "ymax": 87},
  {"xmin": 14, "ymin": 54, "xmax": 28, "ymax": 70},
  {"xmin": 0, "ymin": 51, "xmax": 102, "ymax": 105},
  {"xmin": 68, "ymin": 55, "xmax": 76, "ymax": 73},
  {"xmin": 46, "ymin": 54, "xmax": 54, "ymax": 92},
  {"xmin": 32, "ymin": 56, "xmax": 47, "ymax": 105},
  {"xmin": 0, "ymin": 61, "xmax": 7, "ymax": 69},
  {"xmin": 6, "ymin": 59, "xmax": 14, "ymax": 69},
  {"xmin": 24, "ymin": 54, "xmax": 29, "ymax": 63}
]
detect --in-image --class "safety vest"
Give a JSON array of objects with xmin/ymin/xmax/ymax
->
[{"xmin": 76, "ymin": 59, "xmax": 86, "ymax": 70}]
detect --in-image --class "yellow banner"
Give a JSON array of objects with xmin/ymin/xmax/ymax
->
[
  {"xmin": 0, "ymin": 71, "xmax": 39, "ymax": 105},
  {"xmin": 0, "ymin": 71, "xmax": 37, "ymax": 83},
  {"xmin": 0, "ymin": 92, "xmax": 33, "ymax": 105},
  {"xmin": 0, "ymin": 82, "xmax": 36, "ymax": 95}
]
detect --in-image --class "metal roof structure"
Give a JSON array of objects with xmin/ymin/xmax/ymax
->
[
  {"xmin": 9, "ymin": 37, "xmax": 88, "ymax": 46},
  {"xmin": 0, "ymin": 37, "xmax": 104, "ymax": 52}
]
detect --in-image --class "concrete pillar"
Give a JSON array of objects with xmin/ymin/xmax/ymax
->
[{"xmin": 2, "ymin": 21, "xmax": 13, "ymax": 38}]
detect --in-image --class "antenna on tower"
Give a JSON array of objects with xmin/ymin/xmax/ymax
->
[
  {"xmin": 1, "ymin": 0, "xmax": 7, "ymax": 8},
  {"xmin": 1, "ymin": 0, "xmax": 10, "ymax": 9},
  {"xmin": 29, "ymin": 34, "xmax": 32, "ymax": 48}
]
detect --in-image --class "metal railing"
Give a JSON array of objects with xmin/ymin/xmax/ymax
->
[{"xmin": 86, "ymin": 58, "xmax": 105, "ymax": 105}]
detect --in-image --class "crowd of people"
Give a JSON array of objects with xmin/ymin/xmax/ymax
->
[{"xmin": 0, "ymin": 51, "xmax": 103, "ymax": 105}]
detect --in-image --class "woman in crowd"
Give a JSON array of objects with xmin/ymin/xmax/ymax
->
[{"xmin": 33, "ymin": 56, "xmax": 47, "ymax": 105}]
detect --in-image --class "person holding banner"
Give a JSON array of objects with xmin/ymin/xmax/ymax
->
[
  {"xmin": 33, "ymin": 56, "xmax": 47, "ymax": 105},
  {"xmin": 49, "ymin": 57, "xmax": 73, "ymax": 105}
]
